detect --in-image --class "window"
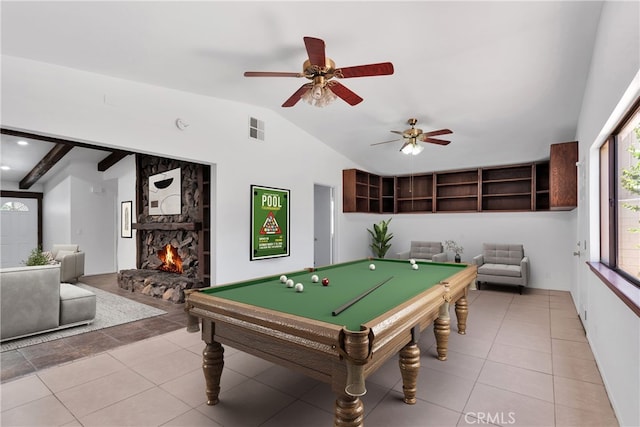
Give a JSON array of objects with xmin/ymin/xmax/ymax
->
[
  {"xmin": 0, "ymin": 201, "xmax": 29, "ymax": 211},
  {"xmin": 600, "ymin": 100, "xmax": 640, "ymax": 286}
]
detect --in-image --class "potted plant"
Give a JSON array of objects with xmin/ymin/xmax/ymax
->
[
  {"xmin": 24, "ymin": 247, "xmax": 49, "ymax": 266},
  {"xmin": 367, "ymin": 218, "xmax": 393, "ymax": 258},
  {"xmin": 444, "ymin": 240, "xmax": 464, "ymax": 263}
]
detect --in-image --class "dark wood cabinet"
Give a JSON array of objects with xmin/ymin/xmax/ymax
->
[
  {"xmin": 396, "ymin": 174, "xmax": 434, "ymax": 213},
  {"xmin": 343, "ymin": 144, "xmax": 576, "ymax": 214},
  {"xmin": 549, "ymin": 141, "xmax": 578, "ymax": 210},
  {"xmin": 481, "ymin": 164, "xmax": 533, "ymax": 211},
  {"xmin": 435, "ymin": 169, "xmax": 479, "ymax": 212},
  {"xmin": 342, "ymin": 169, "xmax": 381, "ymax": 213}
]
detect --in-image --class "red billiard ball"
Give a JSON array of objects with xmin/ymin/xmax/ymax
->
[{"xmin": 321, "ymin": 278, "xmax": 329, "ymax": 286}]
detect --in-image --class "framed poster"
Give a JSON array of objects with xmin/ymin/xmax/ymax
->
[
  {"xmin": 251, "ymin": 185, "xmax": 290, "ymax": 260},
  {"xmin": 121, "ymin": 201, "xmax": 133, "ymax": 238}
]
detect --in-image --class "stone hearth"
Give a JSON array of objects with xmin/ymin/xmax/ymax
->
[{"xmin": 117, "ymin": 269, "xmax": 204, "ymax": 303}]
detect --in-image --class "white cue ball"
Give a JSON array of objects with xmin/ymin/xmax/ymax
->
[
  {"xmin": 369, "ymin": 263, "xmax": 376, "ymax": 270},
  {"xmin": 311, "ymin": 274, "xmax": 319, "ymax": 283},
  {"xmin": 295, "ymin": 283, "xmax": 304, "ymax": 292},
  {"xmin": 409, "ymin": 259, "xmax": 416, "ymax": 265},
  {"xmin": 280, "ymin": 275, "xmax": 287, "ymax": 283},
  {"xmin": 412, "ymin": 264, "xmax": 419, "ymax": 270},
  {"xmin": 286, "ymin": 279, "xmax": 294, "ymax": 288}
]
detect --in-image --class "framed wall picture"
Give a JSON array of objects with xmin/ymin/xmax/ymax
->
[
  {"xmin": 121, "ymin": 201, "xmax": 133, "ymax": 238},
  {"xmin": 149, "ymin": 167, "xmax": 181, "ymax": 215},
  {"xmin": 250, "ymin": 185, "xmax": 290, "ymax": 260}
]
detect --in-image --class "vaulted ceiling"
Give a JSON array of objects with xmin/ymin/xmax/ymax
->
[{"xmin": 0, "ymin": 1, "xmax": 603, "ymax": 185}]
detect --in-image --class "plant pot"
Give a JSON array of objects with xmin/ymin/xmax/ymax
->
[{"xmin": 454, "ymin": 253, "xmax": 461, "ymax": 263}]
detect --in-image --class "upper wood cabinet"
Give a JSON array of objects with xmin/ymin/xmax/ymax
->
[
  {"xmin": 342, "ymin": 169, "xmax": 381, "ymax": 213},
  {"xmin": 549, "ymin": 141, "xmax": 578, "ymax": 210},
  {"xmin": 343, "ymin": 143, "xmax": 578, "ymax": 213}
]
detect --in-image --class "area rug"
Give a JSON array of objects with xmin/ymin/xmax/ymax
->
[{"xmin": 1, "ymin": 284, "xmax": 167, "ymax": 352}]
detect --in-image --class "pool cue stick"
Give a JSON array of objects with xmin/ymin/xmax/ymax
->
[{"xmin": 332, "ymin": 276, "xmax": 394, "ymax": 316}]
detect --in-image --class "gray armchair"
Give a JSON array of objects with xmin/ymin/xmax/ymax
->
[
  {"xmin": 473, "ymin": 243, "xmax": 529, "ymax": 294},
  {"xmin": 396, "ymin": 241, "xmax": 448, "ymax": 262},
  {"xmin": 51, "ymin": 244, "xmax": 85, "ymax": 283}
]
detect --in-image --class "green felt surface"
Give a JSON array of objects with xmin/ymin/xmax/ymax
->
[{"xmin": 200, "ymin": 259, "xmax": 467, "ymax": 331}]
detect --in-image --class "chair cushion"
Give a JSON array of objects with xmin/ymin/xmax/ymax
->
[
  {"xmin": 478, "ymin": 263, "xmax": 522, "ymax": 277},
  {"xmin": 483, "ymin": 244, "xmax": 524, "ymax": 266},
  {"xmin": 410, "ymin": 241, "xmax": 443, "ymax": 260}
]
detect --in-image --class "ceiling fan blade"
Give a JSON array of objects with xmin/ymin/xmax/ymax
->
[
  {"xmin": 303, "ymin": 36, "xmax": 326, "ymax": 68},
  {"xmin": 390, "ymin": 130, "xmax": 405, "ymax": 135},
  {"xmin": 371, "ymin": 138, "xmax": 402, "ymax": 146},
  {"xmin": 421, "ymin": 137, "xmax": 451, "ymax": 145},
  {"xmin": 336, "ymin": 62, "xmax": 395, "ymax": 78},
  {"xmin": 422, "ymin": 128, "xmax": 453, "ymax": 137},
  {"xmin": 282, "ymin": 83, "xmax": 312, "ymax": 108},
  {"xmin": 328, "ymin": 81, "xmax": 363, "ymax": 106},
  {"xmin": 244, "ymin": 71, "xmax": 303, "ymax": 78}
]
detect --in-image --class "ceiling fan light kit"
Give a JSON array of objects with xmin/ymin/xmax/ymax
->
[
  {"xmin": 372, "ymin": 118, "xmax": 453, "ymax": 155},
  {"xmin": 244, "ymin": 36, "xmax": 394, "ymax": 108}
]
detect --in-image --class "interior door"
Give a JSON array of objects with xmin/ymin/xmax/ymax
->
[
  {"xmin": 1, "ymin": 197, "xmax": 39, "ymax": 268},
  {"xmin": 314, "ymin": 184, "xmax": 334, "ymax": 267}
]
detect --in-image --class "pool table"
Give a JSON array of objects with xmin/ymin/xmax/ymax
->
[{"xmin": 185, "ymin": 258, "xmax": 477, "ymax": 427}]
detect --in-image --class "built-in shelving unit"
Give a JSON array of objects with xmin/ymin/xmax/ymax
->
[
  {"xmin": 435, "ymin": 169, "xmax": 479, "ymax": 212},
  {"xmin": 396, "ymin": 174, "xmax": 433, "ymax": 213},
  {"xmin": 343, "ymin": 142, "xmax": 577, "ymax": 214},
  {"xmin": 481, "ymin": 164, "xmax": 533, "ymax": 211}
]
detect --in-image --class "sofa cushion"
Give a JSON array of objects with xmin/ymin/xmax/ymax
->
[
  {"xmin": 59, "ymin": 283, "xmax": 96, "ymax": 325},
  {"xmin": 55, "ymin": 250, "xmax": 76, "ymax": 262},
  {"xmin": 478, "ymin": 263, "xmax": 522, "ymax": 277},
  {"xmin": 410, "ymin": 241, "xmax": 443, "ymax": 260}
]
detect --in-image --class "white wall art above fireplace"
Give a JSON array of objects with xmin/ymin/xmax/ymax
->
[{"xmin": 149, "ymin": 168, "xmax": 181, "ymax": 215}]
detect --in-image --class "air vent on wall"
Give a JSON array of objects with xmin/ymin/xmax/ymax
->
[{"xmin": 249, "ymin": 117, "xmax": 265, "ymax": 141}]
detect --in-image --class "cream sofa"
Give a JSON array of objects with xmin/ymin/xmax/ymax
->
[
  {"xmin": 50, "ymin": 244, "xmax": 85, "ymax": 283},
  {"xmin": 396, "ymin": 241, "xmax": 448, "ymax": 262},
  {"xmin": 1, "ymin": 264, "xmax": 96, "ymax": 342}
]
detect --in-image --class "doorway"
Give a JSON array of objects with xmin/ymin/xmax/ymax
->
[{"xmin": 313, "ymin": 184, "xmax": 334, "ymax": 267}]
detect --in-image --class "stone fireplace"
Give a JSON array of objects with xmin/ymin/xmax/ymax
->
[{"xmin": 117, "ymin": 155, "xmax": 210, "ymax": 303}]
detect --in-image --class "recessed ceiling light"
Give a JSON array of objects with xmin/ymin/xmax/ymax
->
[
  {"xmin": 17, "ymin": 140, "xmax": 29, "ymax": 146},
  {"xmin": 1, "ymin": 165, "xmax": 11, "ymax": 170}
]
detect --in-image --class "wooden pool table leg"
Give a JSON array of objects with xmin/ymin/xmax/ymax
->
[
  {"xmin": 201, "ymin": 320, "xmax": 224, "ymax": 405},
  {"xmin": 434, "ymin": 301, "xmax": 451, "ymax": 361},
  {"xmin": 399, "ymin": 342, "xmax": 420, "ymax": 404},
  {"xmin": 334, "ymin": 394, "xmax": 364, "ymax": 427},
  {"xmin": 455, "ymin": 295, "xmax": 468, "ymax": 335}
]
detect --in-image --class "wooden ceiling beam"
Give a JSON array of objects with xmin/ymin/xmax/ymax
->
[
  {"xmin": 98, "ymin": 151, "xmax": 131, "ymax": 171},
  {"xmin": 19, "ymin": 143, "xmax": 73, "ymax": 189}
]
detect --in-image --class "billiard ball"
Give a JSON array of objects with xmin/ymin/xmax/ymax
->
[
  {"xmin": 280, "ymin": 275, "xmax": 288, "ymax": 283},
  {"xmin": 286, "ymin": 279, "xmax": 294, "ymax": 288},
  {"xmin": 295, "ymin": 283, "xmax": 304, "ymax": 292},
  {"xmin": 369, "ymin": 263, "xmax": 376, "ymax": 270},
  {"xmin": 321, "ymin": 278, "xmax": 329, "ymax": 286},
  {"xmin": 311, "ymin": 274, "xmax": 319, "ymax": 283},
  {"xmin": 409, "ymin": 259, "xmax": 416, "ymax": 265},
  {"xmin": 412, "ymin": 264, "xmax": 419, "ymax": 270}
]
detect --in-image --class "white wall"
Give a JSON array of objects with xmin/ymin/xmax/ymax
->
[
  {"xmin": 343, "ymin": 210, "xmax": 576, "ymax": 290},
  {"xmin": 41, "ymin": 162, "xmax": 117, "ymax": 274},
  {"xmin": 574, "ymin": 1, "xmax": 640, "ymax": 426},
  {"xmin": 103, "ymin": 155, "xmax": 137, "ymax": 270},
  {"xmin": 0, "ymin": 55, "xmax": 362, "ymax": 285}
]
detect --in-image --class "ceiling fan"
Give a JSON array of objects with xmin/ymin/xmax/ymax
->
[
  {"xmin": 244, "ymin": 36, "xmax": 394, "ymax": 108},
  {"xmin": 372, "ymin": 118, "xmax": 453, "ymax": 155}
]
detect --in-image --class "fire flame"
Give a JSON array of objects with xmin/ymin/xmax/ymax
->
[{"xmin": 158, "ymin": 244, "xmax": 183, "ymax": 274}]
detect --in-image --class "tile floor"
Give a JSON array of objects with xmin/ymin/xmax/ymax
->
[{"xmin": 0, "ymin": 278, "xmax": 619, "ymax": 426}]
